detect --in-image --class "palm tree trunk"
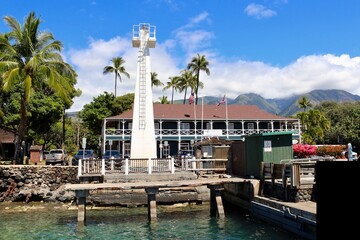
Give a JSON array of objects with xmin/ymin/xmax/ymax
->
[
  {"xmin": 183, "ymin": 87, "xmax": 188, "ymax": 104},
  {"xmin": 195, "ymin": 72, "xmax": 200, "ymax": 105},
  {"xmin": 171, "ymin": 87, "xmax": 174, "ymax": 104},
  {"xmin": 14, "ymin": 95, "xmax": 27, "ymax": 164},
  {"xmin": 114, "ymin": 74, "xmax": 117, "ymax": 97}
]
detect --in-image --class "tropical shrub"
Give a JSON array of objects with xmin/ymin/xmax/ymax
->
[
  {"xmin": 293, "ymin": 144, "xmax": 317, "ymax": 158},
  {"xmin": 316, "ymin": 145, "xmax": 346, "ymax": 159}
]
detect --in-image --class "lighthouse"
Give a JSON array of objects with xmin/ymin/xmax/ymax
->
[{"xmin": 130, "ymin": 23, "xmax": 157, "ymax": 158}]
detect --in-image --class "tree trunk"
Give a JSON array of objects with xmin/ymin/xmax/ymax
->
[
  {"xmin": 14, "ymin": 95, "xmax": 27, "ymax": 164},
  {"xmin": 195, "ymin": 72, "xmax": 200, "ymax": 105},
  {"xmin": 171, "ymin": 87, "xmax": 174, "ymax": 104},
  {"xmin": 183, "ymin": 87, "xmax": 188, "ymax": 104},
  {"xmin": 114, "ymin": 74, "xmax": 118, "ymax": 97}
]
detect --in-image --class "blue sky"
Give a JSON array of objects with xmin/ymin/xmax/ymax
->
[{"xmin": 1, "ymin": 0, "xmax": 360, "ymax": 112}]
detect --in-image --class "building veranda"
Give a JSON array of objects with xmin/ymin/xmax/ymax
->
[{"xmin": 101, "ymin": 104, "xmax": 301, "ymax": 158}]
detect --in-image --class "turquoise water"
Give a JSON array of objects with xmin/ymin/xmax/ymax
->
[{"xmin": 0, "ymin": 202, "xmax": 304, "ymax": 240}]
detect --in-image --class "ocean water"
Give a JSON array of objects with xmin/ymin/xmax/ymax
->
[{"xmin": 0, "ymin": 202, "xmax": 304, "ymax": 240}]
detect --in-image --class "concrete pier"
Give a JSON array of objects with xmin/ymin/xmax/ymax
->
[
  {"xmin": 145, "ymin": 187, "xmax": 159, "ymax": 221},
  {"xmin": 209, "ymin": 185, "xmax": 225, "ymax": 218},
  {"xmin": 75, "ymin": 190, "xmax": 89, "ymax": 223},
  {"xmin": 65, "ymin": 177, "xmax": 247, "ymax": 224}
]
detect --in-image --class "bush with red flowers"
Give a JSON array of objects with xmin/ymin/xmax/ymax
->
[
  {"xmin": 315, "ymin": 145, "xmax": 345, "ymax": 159},
  {"xmin": 293, "ymin": 144, "xmax": 317, "ymax": 158}
]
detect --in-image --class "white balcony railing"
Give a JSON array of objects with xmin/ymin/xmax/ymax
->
[
  {"xmin": 77, "ymin": 157, "xmax": 228, "ymax": 177},
  {"xmin": 105, "ymin": 128, "xmax": 299, "ymax": 136}
]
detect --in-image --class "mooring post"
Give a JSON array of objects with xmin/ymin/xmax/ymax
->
[
  {"xmin": 76, "ymin": 190, "xmax": 89, "ymax": 223},
  {"xmin": 145, "ymin": 187, "xmax": 159, "ymax": 221},
  {"xmin": 208, "ymin": 185, "xmax": 225, "ymax": 218}
]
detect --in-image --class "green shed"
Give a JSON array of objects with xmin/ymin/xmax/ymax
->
[{"xmin": 245, "ymin": 132, "xmax": 294, "ymax": 178}]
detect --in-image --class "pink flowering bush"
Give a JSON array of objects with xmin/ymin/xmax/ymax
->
[{"xmin": 293, "ymin": 144, "xmax": 317, "ymax": 158}]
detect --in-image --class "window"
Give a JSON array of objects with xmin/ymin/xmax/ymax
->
[
  {"xmin": 247, "ymin": 123, "xmax": 254, "ymax": 129},
  {"xmin": 180, "ymin": 123, "xmax": 190, "ymax": 129},
  {"xmin": 154, "ymin": 123, "xmax": 160, "ymax": 134},
  {"xmin": 228, "ymin": 123, "xmax": 235, "ymax": 134},
  {"xmin": 124, "ymin": 143, "xmax": 131, "ymax": 158},
  {"xmin": 202, "ymin": 145, "xmax": 213, "ymax": 158},
  {"xmin": 163, "ymin": 145, "xmax": 170, "ymax": 158},
  {"xmin": 206, "ymin": 122, "xmax": 211, "ymax": 129},
  {"xmin": 180, "ymin": 123, "xmax": 190, "ymax": 134},
  {"xmin": 128, "ymin": 123, "xmax": 132, "ymax": 129}
]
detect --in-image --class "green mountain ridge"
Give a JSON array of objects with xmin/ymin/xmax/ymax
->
[
  {"xmin": 68, "ymin": 89, "xmax": 360, "ymax": 117},
  {"xmin": 196, "ymin": 89, "xmax": 360, "ymax": 116}
]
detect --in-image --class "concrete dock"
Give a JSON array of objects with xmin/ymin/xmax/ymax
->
[
  {"xmin": 65, "ymin": 174, "xmax": 316, "ymax": 239},
  {"xmin": 65, "ymin": 177, "xmax": 248, "ymax": 223}
]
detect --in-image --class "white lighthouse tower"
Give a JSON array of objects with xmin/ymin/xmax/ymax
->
[{"xmin": 130, "ymin": 23, "xmax": 157, "ymax": 158}]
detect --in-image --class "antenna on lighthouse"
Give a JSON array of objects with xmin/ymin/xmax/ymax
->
[{"xmin": 130, "ymin": 23, "xmax": 157, "ymax": 159}]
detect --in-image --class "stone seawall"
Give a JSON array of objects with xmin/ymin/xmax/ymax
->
[
  {"xmin": 0, "ymin": 166, "xmax": 78, "ymax": 203},
  {"xmin": 0, "ymin": 166, "xmax": 260, "ymax": 207},
  {"xmin": 0, "ymin": 166, "xmax": 206, "ymax": 206}
]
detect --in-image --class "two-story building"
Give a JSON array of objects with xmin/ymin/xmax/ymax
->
[{"xmin": 101, "ymin": 103, "xmax": 300, "ymax": 158}]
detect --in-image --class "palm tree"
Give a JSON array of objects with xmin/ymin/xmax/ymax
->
[
  {"xmin": 163, "ymin": 76, "xmax": 180, "ymax": 104},
  {"xmin": 151, "ymin": 72, "xmax": 163, "ymax": 88},
  {"xmin": 297, "ymin": 109, "xmax": 330, "ymax": 144},
  {"xmin": 298, "ymin": 96, "xmax": 312, "ymax": 112},
  {"xmin": 187, "ymin": 53, "xmax": 210, "ymax": 105},
  {"xmin": 103, "ymin": 57, "xmax": 130, "ymax": 97},
  {"xmin": 177, "ymin": 69, "xmax": 203, "ymax": 104},
  {"xmin": 0, "ymin": 12, "xmax": 77, "ymax": 162},
  {"xmin": 158, "ymin": 96, "xmax": 169, "ymax": 104}
]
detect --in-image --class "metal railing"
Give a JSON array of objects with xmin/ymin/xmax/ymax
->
[
  {"xmin": 78, "ymin": 158, "xmax": 105, "ymax": 176},
  {"xmin": 77, "ymin": 157, "xmax": 228, "ymax": 178},
  {"xmin": 176, "ymin": 157, "xmax": 228, "ymax": 172},
  {"xmin": 261, "ymin": 156, "xmax": 335, "ymax": 192},
  {"xmin": 105, "ymin": 128, "xmax": 299, "ymax": 136}
]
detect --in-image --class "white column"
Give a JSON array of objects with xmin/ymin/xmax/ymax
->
[
  {"xmin": 241, "ymin": 121, "xmax": 245, "ymax": 135},
  {"xmin": 122, "ymin": 120, "xmax": 125, "ymax": 158},
  {"xmin": 256, "ymin": 120, "xmax": 259, "ymax": 133},
  {"xmin": 159, "ymin": 120, "xmax": 163, "ymax": 139},
  {"xmin": 101, "ymin": 158, "xmax": 105, "ymax": 175},
  {"xmin": 117, "ymin": 121, "xmax": 121, "ymax": 151},
  {"xmin": 125, "ymin": 158, "xmax": 129, "ymax": 175},
  {"xmin": 178, "ymin": 120, "xmax": 181, "ymax": 151},
  {"xmin": 102, "ymin": 119, "xmax": 107, "ymax": 155}
]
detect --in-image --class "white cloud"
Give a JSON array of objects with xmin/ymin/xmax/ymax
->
[
  {"xmin": 176, "ymin": 11, "xmax": 210, "ymax": 31},
  {"xmin": 65, "ymin": 14, "xmax": 360, "ymax": 113},
  {"xmin": 202, "ymin": 54, "xmax": 360, "ymax": 100},
  {"xmin": 67, "ymin": 36, "xmax": 181, "ymax": 112},
  {"xmin": 172, "ymin": 12, "xmax": 215, "ymax": 64},
  {"xmin": 67, "ymin": 35, "xmax": 360, "ymax": 112},
  {"xmin": 175, "ymin": 30, "xmax": 214, "ymax": 56},
  {"xmin": 244, "ymin": 3, "xmax": 277, "ymax": 19}
]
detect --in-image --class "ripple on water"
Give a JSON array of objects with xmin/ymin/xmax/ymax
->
[{"xmin": 0, "ymin": 202, "xmax": 305, "ymax": 240}]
